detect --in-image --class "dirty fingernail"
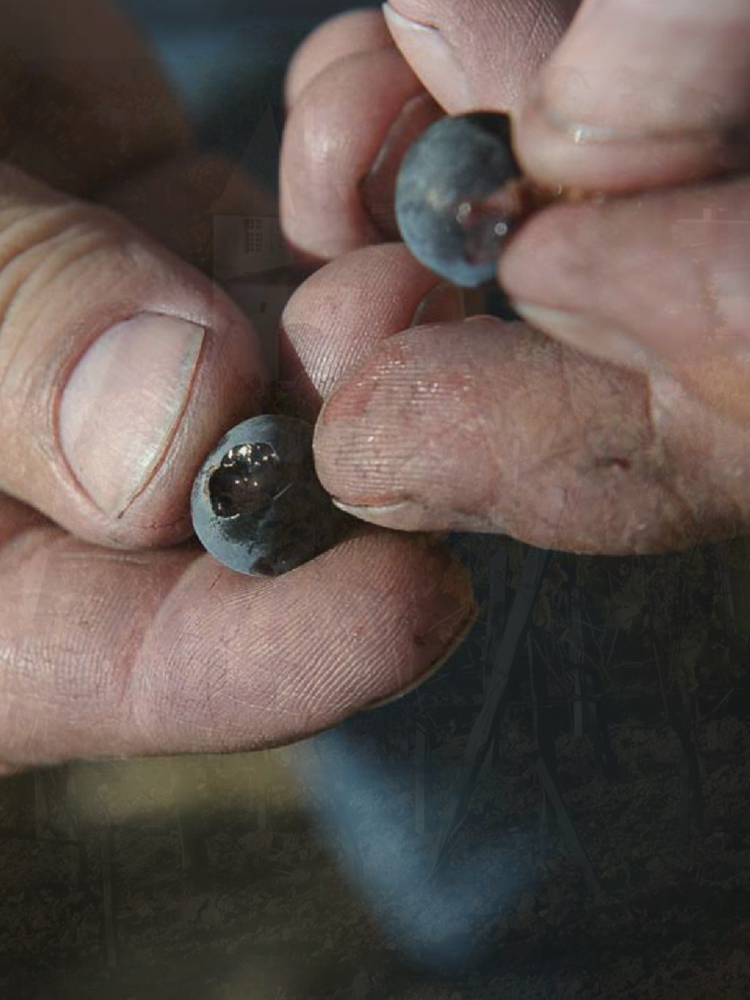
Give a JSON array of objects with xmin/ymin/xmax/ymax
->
[
  {"xmin": 360, "ymin": 90, "xmax": 444, "ymax": 238},
  {"xmin": 361, "ymin": 566, "xmax": 479, "ymax": 709},
  {"xmin": 411, "ymin": 282, "xmax": 465, "ymax": 325}
]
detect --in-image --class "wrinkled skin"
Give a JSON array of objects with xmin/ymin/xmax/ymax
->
[
  {"xmin": 0, "ymin": 0, "xmax": 476, "ymax": 771},
  {"xmin": 191, "ymin": 416, "xmax": 350, "ymax": 576},
  {"xmin": 5, "ymin": 0, "xmax": 749, "ymax": 771},
  {"xmin": 279, "ymin": 0, "xmax": 750, "ymax": 555}
]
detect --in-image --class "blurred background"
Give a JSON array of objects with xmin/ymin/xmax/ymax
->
[
  {"xmin": 2, "ymin": 3, "xmax": 750, "ymax": 1000},
  {"xmin": 118, "ymin": 0, "xmax": 380, "ymax": 188}
]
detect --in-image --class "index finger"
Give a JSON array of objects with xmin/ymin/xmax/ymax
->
[{"xmin": 279, "ymin": 1, "xmax": 575, "ymax": 262}]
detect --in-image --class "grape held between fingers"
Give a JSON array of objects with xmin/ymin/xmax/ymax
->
[
  {"xmin": 191, "ymin": 415, "xmax": 350, "ymax": 577},
  {"xmin": 395, "ymin": 111, "xmax": 532, "ymax": 288}
]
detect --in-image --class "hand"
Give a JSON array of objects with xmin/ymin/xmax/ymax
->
[
  {"xmin": 0, "ymin": 0, "xmax": 476, "ymax": 772},
  {"xmin": 280, "ymin": 0, "xmax": 750, "ymax": 554}
]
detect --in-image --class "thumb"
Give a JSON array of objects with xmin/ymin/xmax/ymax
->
[
  {"xmin": 0, "ymin": 164, "xmax": 266, "ymax": 548},
  {"xmin": 516, "ymin": 0, "xmax": 750, "ymax": 191}
]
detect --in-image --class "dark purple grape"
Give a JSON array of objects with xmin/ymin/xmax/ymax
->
[
  {"xmin": 191, "ymin": 415, "xmax": 350, "ymax": 577},
  {"xmin": 395, "ymin": 111, "xmax": 524, "ymax": 288}
]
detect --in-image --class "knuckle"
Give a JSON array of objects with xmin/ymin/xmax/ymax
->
[
  {"xmin": 0, "ymin": 194, "xmax": 133, "ymax": 392},
  {"xmin": 0, "ymin": 195, "xmax": 123, "ymax": 333}
]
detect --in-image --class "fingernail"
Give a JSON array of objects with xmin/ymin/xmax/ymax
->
[
  {"xmin": 59, "ymin": 313, "xmax": 205, "ymax": 517},
  {"xmin": 382, "ymin": 4, "xmax": 476, "ymax": 109},
  {"xmin": 360, "ymin": 91, "xmax": 443, "ymax": 238},
  {"xmin": 333, "ymin": 498, "xmax": 409, "ymax": 519},
  {"xmin": 331, "ymin": 496, "xmax": 492, "ymax": 533},
  {"xmin": 529, "ymin": 0, "xmax": 746, "ymax": 141},
  {"xmin": 361, "ymin": 548, "xmax": 478, "ymax": 709},
  {"xmin": 411, "ymin": 281, "xmax": 465, "ymax": 325},
  {"xmin": 512, "ymin": 301, "xmax": 648, "ymax": 366},
  {"xmin": 362, "ymin": 595, "xmax": 479, "ymax": 708}
]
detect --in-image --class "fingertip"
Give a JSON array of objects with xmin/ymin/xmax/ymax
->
[
  {"xmin": 280, "ymin": 47, "xmax": 426, "ymax": 260},
  {"xmin": 128, "ymin": 529, "xmax": 478, "ymax": 753},
  {"xmin": 514, "ymin": 0, "xmax": 750, "ymax": 191},
  {"xmin": 285, "ymin": 8, "xmax": 394, "ymax": 110}
]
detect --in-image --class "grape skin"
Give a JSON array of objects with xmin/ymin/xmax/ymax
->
[
  {"xmin": 191, "ymin": 415, "xmax": 349, "ymax": 577},
  {"xmin": 395, "ymin": 112, "xmax": 522, "ymax": 288}
]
